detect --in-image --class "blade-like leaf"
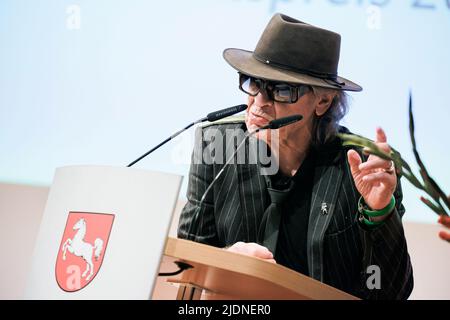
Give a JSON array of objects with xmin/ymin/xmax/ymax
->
[
  {"xmin": 408, "ymin": 92, "xmax": 450, "ymax": 213},
  {"xmin": 420, "ymin": 196, "xmax": 445, "ymax": 216}
]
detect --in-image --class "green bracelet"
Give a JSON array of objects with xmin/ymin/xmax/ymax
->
[
  {"xmin": 360, "ymin": 214, "xmax": 384, "ymax": 227},
  {"xmin": 358, "ymin": 195, "xmax": 396, "ymax": 217}
]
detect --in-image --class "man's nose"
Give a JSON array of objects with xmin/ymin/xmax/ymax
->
[{"xmin": 253, "ymin": 88, "xmax": 273, "ymax": 107}]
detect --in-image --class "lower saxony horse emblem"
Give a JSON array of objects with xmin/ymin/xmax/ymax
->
[{"xmin": 55, "ymin": 212, "xmax": 115, "ymax": 292}]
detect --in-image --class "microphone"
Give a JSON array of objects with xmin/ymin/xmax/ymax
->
[
  {"xmin": 206, "ymin": 105, "xmax": 248, "ymax": 122},
  {"xmin": 127, "ymin": 104, "xmax": 247, "ymax": 167},
  {"xmin": 185, "ymin": 114, "xmax": 303, "ymax": 241},
  {"xmin": 264, "ymin": 115, "xmax": 302, "ymax": 129}
]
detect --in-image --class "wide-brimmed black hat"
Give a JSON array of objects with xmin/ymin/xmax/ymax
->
[{"xmin": 223, "ymin": 13, "xmax": 362, "ymax": 92}]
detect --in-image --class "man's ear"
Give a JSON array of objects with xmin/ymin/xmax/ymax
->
[{"xmin": 315, "ymin": 92, "xmax": 335, "ymax": 116}]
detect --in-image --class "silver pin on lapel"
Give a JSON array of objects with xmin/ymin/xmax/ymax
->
[{"xmin": 321, "ymin": 202, "xmax": 328, "ymax": 215}]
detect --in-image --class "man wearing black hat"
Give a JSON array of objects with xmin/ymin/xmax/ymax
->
[{"xmin": 178, "ymin": 13, "xmax": 413, "ymax": 300}]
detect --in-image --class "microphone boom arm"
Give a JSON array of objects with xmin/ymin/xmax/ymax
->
[
  {"xmin": 126, "ymin": 104, "xmax": 247, "ymax": 167},
  {"xmin": 127, "ymin": 118, "xmax": 206, "ymax": 167}
]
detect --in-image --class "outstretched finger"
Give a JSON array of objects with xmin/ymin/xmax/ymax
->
[
  {"xmin": 347, "ymin": 149, "xmax": 362, "ymax": 175},
  {"xmin": 376, "ymin": 127, "xmax": 387, "ymax": 143},
  {"xmin": 372, "ymin": 128, "xmax": 391, "ymax": 156},
  {"xmin": 359, "ymin": 157, "xmax": 392, "ymax": 172}
]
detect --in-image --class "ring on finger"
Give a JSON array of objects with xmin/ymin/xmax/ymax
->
[{"xmin": 383, "ymin": 161, "xmax": 395, "ymax": 174}]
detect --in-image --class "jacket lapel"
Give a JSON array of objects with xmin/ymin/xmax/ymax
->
[
  {"xmin": 307, "ymin": 146, "xmax": 344, "ymax": 281},
  {"xmin": 237, "ymin": 163, "xmax": 268, "ymax": 243},
  {"xmin": 235, "ymin": 129, "xmax": 270, "ymax": 243}
]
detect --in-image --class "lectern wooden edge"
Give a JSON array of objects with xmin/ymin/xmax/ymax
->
[{"xmin": 153, "ymin": 237, "xmax": 358, "ymax": 300}]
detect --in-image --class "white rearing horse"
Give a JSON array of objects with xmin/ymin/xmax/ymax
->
[{"xmin": 62, "ymin": 218, "xmax": 104, "ymax": 281}]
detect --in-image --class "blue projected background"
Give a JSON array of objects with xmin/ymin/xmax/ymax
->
[{"xmin": 0, "ymin": 0, "xmax": 449, "ymax": 223}]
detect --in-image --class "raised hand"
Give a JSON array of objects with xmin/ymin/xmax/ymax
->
[{"xmin": 347, "ymin": 127, "xmax": 397, "ymax": 211}]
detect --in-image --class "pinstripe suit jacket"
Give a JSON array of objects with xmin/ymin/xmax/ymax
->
[{"xmin": 178, "ymin": 119, "xmax": 413, "ymax": 300}]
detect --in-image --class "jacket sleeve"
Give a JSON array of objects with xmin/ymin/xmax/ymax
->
[
  {"xmin": 177, "ymin": 126, "xmax": 221, "ymax": 247},
  {"xmin": 358, "ymin": 175, "xmax": 414, "ymax": 300}
]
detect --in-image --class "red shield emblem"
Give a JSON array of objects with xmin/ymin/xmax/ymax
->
[{"xmin": 56, "ymin": 212, "xmax": 115, "ymax": 292}]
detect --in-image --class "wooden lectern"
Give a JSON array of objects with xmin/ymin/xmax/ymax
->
[{"xmin": 153, "ymin": 237, "xmax": 358, "ymax": 300}]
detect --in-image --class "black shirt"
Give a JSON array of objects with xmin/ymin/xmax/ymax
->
[{"xmin": 266, "ymin": 148, "xmax": 316, "ymax": 276}]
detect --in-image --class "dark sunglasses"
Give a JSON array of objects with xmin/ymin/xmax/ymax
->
[{"xmin": 238, "ymin": 73, "xmax": 311, "ymax": 104}]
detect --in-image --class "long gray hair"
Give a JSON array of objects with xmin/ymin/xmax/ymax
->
[{"xmin": 311, "ymin": 86, "xmax": 349, "ymax": 146}]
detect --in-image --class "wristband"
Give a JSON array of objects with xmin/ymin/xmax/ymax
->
[
  {"xmin": 358, "ymin": 195, "xmax": 396, "ymax": 217},
  {"xmin": 360, "ymin": 214, "xmax": 384, "ymax": 227}
]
